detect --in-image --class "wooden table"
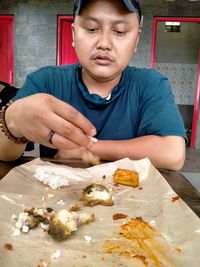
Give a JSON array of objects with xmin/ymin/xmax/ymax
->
[{"xmin": 1, "ymin": 157, "xmax": 200, "ymax": 218}]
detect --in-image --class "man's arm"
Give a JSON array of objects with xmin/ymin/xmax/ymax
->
[
  {"xmin": 0, "ymin": 130, "xmax": 26, "ymax": 161},
  {"xmin": 89, "ymin": 135, "xmax": 185, "ymax": 171}
]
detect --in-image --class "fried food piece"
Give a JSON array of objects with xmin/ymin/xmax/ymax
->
[
  {"xmin": 113, "ymin": 168, "xmax": 139, "ymax": 187},
  {"xmin": 81, "ymin": 150, "xmax": 100, "ymax": 166},
  {"xmin": 80, "ymin": 183, "xmax": 114, "ymax": 207},
  {"xmin": 15, "ymin": 207, "xmax": 54, "ymax": 233},
  {"xmin": 48, "ymin": 210, "xmax": 95, "ymax": 241}
]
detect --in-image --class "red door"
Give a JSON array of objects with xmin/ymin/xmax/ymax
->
[
  {"xmin": 0, "ymin": 16, "xmax": 14, "ymax": 84},
  {"xmin": 57, "ymin": 16, "xmax": 79, "ymax": 65}
]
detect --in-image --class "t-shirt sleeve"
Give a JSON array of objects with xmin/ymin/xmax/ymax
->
[
  {"xmin": 137, "ymin": 69, "xmax": 186, "ymax": 140},
  {"xmin": 13, "ymin": 67, "xmax": 51, "ymax": 100}
]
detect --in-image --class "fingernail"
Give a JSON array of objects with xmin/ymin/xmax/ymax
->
[{"xmin": 89, "ymin": 128, "xmax": 96, "ymax": 136}]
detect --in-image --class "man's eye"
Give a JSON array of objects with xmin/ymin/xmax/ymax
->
[
  {"xmin": 87, "ymin": 28, "xmax": 98, "ymax": 33},
  {"xmin": 114, "ymin": 30, "xmax": 125, "ymax": 36}
]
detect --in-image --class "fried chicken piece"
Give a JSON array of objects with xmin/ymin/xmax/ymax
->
[
  {"xmin": 48, "ymin": 210, "xmax": 95, "ymax": 241},
  {"xmin": 80, "ymin": 183, "xmax": 114, "ymax": 207},
  {"xmin": 113, "ymin": 168, "xmax": 139, "ymax": 187}
]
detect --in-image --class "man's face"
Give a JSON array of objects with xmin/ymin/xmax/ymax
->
[{"xmin": 72, "ymin": 0, "xmax": 140, "ymax": 82}]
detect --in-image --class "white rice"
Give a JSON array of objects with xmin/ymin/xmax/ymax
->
[{"xmin": 33, "ymin": 167, "xmax": 70, "ymax": 189}]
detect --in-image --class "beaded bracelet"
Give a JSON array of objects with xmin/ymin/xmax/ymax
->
[{"xmin": 0, "ymin": 101, "xmax": 29, "ymax": 144}]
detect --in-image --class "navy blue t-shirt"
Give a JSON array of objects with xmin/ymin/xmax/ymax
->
[{"xmin": 14, "ymin": 64, "xmax": 186, "ymax": 157}]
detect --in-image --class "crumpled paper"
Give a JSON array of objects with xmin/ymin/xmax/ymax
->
[{"xmin": 0, "ymin": 157, "xmax": 200, "ymax": 267}]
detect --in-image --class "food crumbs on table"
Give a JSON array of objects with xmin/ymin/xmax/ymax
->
[
  {"xmin": 51, "ymin": 249, "xmax": 61, "ymax": 260},
  {"xmin": 176, "ymin": 247, "xmax": 182, "ymax": 253},
  {"xmin": 84, "ymin": 235, "xmax": 92, "ymax": 243},
  {"xmin": 37, "ymin": 259, "xmax": 49, "ymax": 267},
  {"xmin": 68, "ymin": 204, "xmax": 81, "ymax": 212},
  {"xmin": 172, "ymin": 196, "xmax": 180, "ymax": 203},
  {"xmin": 82, "ymin": 254, "xmax": 87, "ymax": 258},
  {"xmin": 102, "ymin": 175, "xmax": 106, "ymax": 179},
  {"xmin": 47, "ymin": 194, "xmax": 54, "ymax": 198},
  {"xmin": 4, "ymin": 243, "xmax": 13, "ymax": 251},
  {"xmin": 113, "ymin": 213, "xmax": 128, "ymax": 220},
  {"xmin": 11, "ymin": 214, "xmax": 17, "ymax": 220},
  {"xmin": 138, "ymin": 187, "xmax": 143, "ymax": 190}
]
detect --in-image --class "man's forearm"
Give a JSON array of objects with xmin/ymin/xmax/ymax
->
[
  {"xmin": 90, "ymin": 135, "xmax": 185, "ymax": 171},
  {"xmin": 0, "ymin": 131, "xmax": 26, "ymax": 161}
]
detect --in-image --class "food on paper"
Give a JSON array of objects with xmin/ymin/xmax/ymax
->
[
  {"xmin": 172, "ymin": 195, "xmax": 180, "ymax": 203},
  {"xmin": 33, "ymin": 167, "xmax": 70, "ymax": 189},
  {"xmin": 80, "ymin": 183, "xmax": 114, "ymax": 206},
  {"xmin": 48, "ymin": 209, "xmax": 95, "ymax": 241},
  {"xmin": 15, "ymin": 207, "xmax": 54, "ymax": 233},
  {"xmin": 112, "ymin": 213, "xmax": 128, "ymax": 220},
  {"xmin": 113, "ymin": 168, "xmax": 139, "ymax": 187},
  {"xmin": 4, "ymin": 243, "xmax": 13, "ymax": 251},
  {"xmin": 104, "ymin": 217, "xmax": 176, "ymax": 266},
  {"xmin": 81, "ymin": 150, "xmax": 100, "ymax": 166},
  {"xmin": 14, "ymin": 207, "xmax": 95, "ymax": 242},
  {"xmin": 51, "ymin": 249, "xmax": 61, "ymax": 259}
]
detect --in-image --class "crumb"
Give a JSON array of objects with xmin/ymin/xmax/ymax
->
[
  {"xmin": 4, "ymin": 243, "xmax": 13, "ymax": 251},
  {"xmin": 176, "ymin": 247, "xmax": 182, "ymax": 253},
  {"xmin": 102, "ymin": 175, "xmax": 106, "ymax": 179},
  {"xmin": 11, "ymin": 214, "xmax": 17, "ymax": 220},
  {"xmin": 113, "ymin": 213, "xmax": 128, "ymax": 220},
  {"xmin": 84, "ymin": 235, "xmax": 92, "ymax": 243},
  {"xmin": 56, "ymin": 199, "xmax": 65, "ymax": 205},
  {"xmin": 68, "ymin": 204, "xmax": 81, "ymax": 212},
  {"xmin": 138, "ymin": 187, "xmax": 143, "ymax": 190},
  {"xmin": 12, "ymin": 228, "xmax": 21, "ymax": 237},
  {"xmin": 82, "ymin": 255, "xmax": 87, "ymax": 258},
  {"xmin": 51, "ymin": 249, "xmax": 61, "ymax": 260},
  {"xmin": 172, "ymin": 196, "xmax": 180, "ymax": 203},
  {"xmin": 37, "ymin": 259, "xmax": 49, "ymax": 267},
  {"xmin": 47, "ymin": 194, "xmax": 54, "ymax": 198}
]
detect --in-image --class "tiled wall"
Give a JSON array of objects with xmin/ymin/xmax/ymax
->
[{"xmin": 155, "ymin": 63, "xmax": 197, "ymax": 105}]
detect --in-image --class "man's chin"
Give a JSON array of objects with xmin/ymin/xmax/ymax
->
[{"xmin": 88, "ymin": 68, "xmax": 119, "ymax": 81}]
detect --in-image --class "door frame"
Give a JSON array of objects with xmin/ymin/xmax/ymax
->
[
  {"xmin": 57, "ymin": 15, "xmax": 74, "ymax": 65},
  {"xmin": 150, "ymin": 17, "xmax": 200, "ymax": 148},
  {"xmin": 0, "ymin": 15, "xmax": 14, "ymax": 85},
  {"xmin": 191, "ymin": 49, "xmax": 200, "ymax": 148}
]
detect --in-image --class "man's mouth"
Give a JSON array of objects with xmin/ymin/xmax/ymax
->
[{"xmin": 91, "ymin": 54, "xmax": 115, "ymax": 65}]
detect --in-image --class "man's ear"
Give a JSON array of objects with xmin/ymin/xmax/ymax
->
[
  {"xmin": 71, "ymin": 23, "xmax": 75, "ymax": 47},
  {"xmin": 134, "ymin": 31, "xmax": 141, "ymax": 53}
]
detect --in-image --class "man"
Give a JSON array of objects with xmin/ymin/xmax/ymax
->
[{"xmin": 0, "ymin": 0, "xmax": 186, "ymax": 170}]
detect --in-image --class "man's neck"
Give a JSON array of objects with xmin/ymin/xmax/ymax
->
[{"xmin": 82, "ymin": 69, "xmax": 122, "ymax": 98}]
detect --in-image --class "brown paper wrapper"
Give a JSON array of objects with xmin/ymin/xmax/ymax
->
[{"xmin": 0, "ymin": 158, "xmax": 200, "ymax": 267}]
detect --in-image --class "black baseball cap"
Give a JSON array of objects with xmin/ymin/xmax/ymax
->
[{"xmin": 73, "ymin": 0, "xmax": 142, "ymax": 21}]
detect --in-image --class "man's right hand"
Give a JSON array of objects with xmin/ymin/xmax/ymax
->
[{"xmin": 5, "ymin": 93, "xmax": 96, "ymax": 149}]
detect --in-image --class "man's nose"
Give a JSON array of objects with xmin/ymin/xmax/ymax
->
[{"xmin": 96, "ymin": 30, "xmax": 112, "ymax": 50}]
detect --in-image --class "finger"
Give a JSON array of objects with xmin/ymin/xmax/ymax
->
[
  {"xmin": 52, "ymin": 99, "xmax": 96, "ymax": 136},
  {"xmin": 45, "ymin": 113, "xmax": 93, "ymax": 147},
  {"xmin": 48, "ymin": 131, "xmax": 80, "ymax": 149}
]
